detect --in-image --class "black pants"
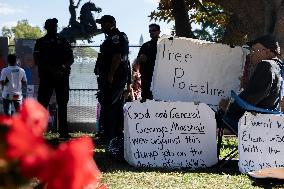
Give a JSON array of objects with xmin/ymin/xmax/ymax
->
[
  {"xmin": 141, "ymin": 78, "xmax": 153, "ymax": 101},
  {"xmin": 37, "ymin": 76, "xmax": 69, "ymax": 135},
  {"xmin": 97, "ymin": 80, "xmax": 125, "ymax": 143},
  {"xmin": 99, "ymin": 99, "xmax": 124, "ymax": 142}
]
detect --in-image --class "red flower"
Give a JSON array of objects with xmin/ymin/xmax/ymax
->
[
  {"xmin": 41, "ymin": 137, "xmax": 103, "ymax": 189},
  {"xmin": 0, "ymin": 98, "xmax": 50, "ymax": 160},
  {"xmin": 0, "ymin": 115, "xmax": 13, "ymax": 127},
  {"xmin": 18, "ymin": 98, "xmax": 49, "ymax": 136},
  {"xmin": 0, "ymin": 99, "xmax": 107, "ymax": 189},
  {"xmin": 5, "ymin": 116, "xmax": 50, "ymax": 160}
]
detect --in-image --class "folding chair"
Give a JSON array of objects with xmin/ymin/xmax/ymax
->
[{"xmin": 217, "ymin": 90, "xmax": 282, "ymax": 167}]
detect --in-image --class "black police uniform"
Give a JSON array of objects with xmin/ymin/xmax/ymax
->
[
  {"xmin": 137, "ymin": 38, "xmax": 158, "ymax": 100},
  {"xmin": 34, "ymin": 33, "xmax": 74, "ymax": 136},
  {"xmin": 95, "ymin": 28, "xmax": 129, "ymax": 142}
]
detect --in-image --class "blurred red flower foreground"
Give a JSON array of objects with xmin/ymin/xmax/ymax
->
[{"xmin": 0, "ymin": 98, "xmax": 107, "ymax": 189}]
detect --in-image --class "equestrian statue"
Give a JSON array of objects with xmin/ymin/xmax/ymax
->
[{"xmin": 60, "ymin": 0, "xmax": 102, "ymax": 43}]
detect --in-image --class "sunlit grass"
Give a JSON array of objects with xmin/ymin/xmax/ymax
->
[{"xmin": 44, "ymin": 133, "xmax": 284, "ymax": 189}]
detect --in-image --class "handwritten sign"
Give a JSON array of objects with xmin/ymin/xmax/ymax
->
[
  {"xmin": 239, "ymin": 112, "xmax": 284, "ymax": 173},
  {"xmin": 124, "ymin": 100, "xmax": 218, "ymax": 169},
  {"xmin": 151, "ymin": 37, "xmax": 246, "ymax": 109}
]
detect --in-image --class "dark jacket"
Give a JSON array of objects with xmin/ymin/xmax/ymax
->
[
  {"xmin": 33, "ymin": 34, "xmax": 74, "ymax": 79},
  {"xmin": 239, "ymin": 58, "xmax": 282, "ymax": 110},
  {"xmin": 225, "ymin": 57, "xmax": 282, "ymax": 124},
  {"xmin": 95, "ymin": 28, "xmax": 129, "ymax": 105},
  {"xmin": 95, "ymin": 28, "xmax": 129, "ymax": 86},
  {"xmin": 137, "ymin": 39, "xmax": 158, "ymax": 88}
]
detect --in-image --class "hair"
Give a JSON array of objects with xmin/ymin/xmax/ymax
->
[
  {"xmin": 7, "ymin": 54, "xmax": 17, "ymax": 65},
  {"xmin": 149, "ymin": 23, "xmax": 160, "ymax": 31}
]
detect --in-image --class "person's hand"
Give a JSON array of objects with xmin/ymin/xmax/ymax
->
[{"xmin": 219, "ymin": 98, "xmax": 230, "ymax": 111}]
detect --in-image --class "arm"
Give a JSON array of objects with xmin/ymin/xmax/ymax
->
[
  {"xmin": 63, "ymin": 40, "xmax": 74, "ymax": 68},
  {"xmin": 0, "ymin": 81, "xmax": 4, "ymax": 90},
  {"xmin": 108, "ymin": 53, "xmax": 121, "ymax": 83},
  {"xmin": 126, "ymin": 60, "xmax": 132, "ymax": 97},
  {"xmin": 137, "ymin": 43, "xmax": 147, "ymax": 63},
  {"xmin": 0, "ymin": 69, "xmax": 6, "ymax": 90},
  {"xmin": 108, "ymin": 32, "xmax": 129, "ymax": 83},
  {"xmin": 21, "ymin": 70, "xmax": 28, "ymax": 98}
]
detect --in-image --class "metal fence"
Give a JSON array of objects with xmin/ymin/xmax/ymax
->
[
  {"xmin": 68, "ymin": 45, "xmax": 141, "ymax": 132},
  {"xmin": 6, "ymin": 44, "xmax": 141, "ymax": 132}
]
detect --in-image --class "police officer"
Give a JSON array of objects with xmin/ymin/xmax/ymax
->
[
  {"xmin": 95, "ymin": 15, "xmax": 130, "ymax": 143},
  {"xmin": 33, "ymin": 18, "xmax": 74, "ymax": 138}
]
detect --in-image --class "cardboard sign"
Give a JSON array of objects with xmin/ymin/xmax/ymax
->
[
  {"xmin": 239, "ymin": 112, "xmax": 284, "ymax": 173},
  {"xmin": 124, "ymin": 100, "xmax": 218, "ymax": 169},
  {"xmin": 152, "ymin": 37, "xmax": 246, "ymax": 109}
]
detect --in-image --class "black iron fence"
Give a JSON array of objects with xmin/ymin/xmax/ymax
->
[{"xmin": 5, "ymin": 44, "xmax": 141, "ymax": 132}]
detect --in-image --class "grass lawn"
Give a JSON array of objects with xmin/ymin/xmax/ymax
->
[
  {"xmin": 45, "ymin": 133, "xmax": 284, "ymax": 189},
  {"xmin": 94, "ymin": 137, "xmax": 284, "ymax": 189}
]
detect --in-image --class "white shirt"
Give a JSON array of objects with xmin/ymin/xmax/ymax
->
[{"xmin": 0, "ymin": 65, "xmax": 27, "ymax": 100}]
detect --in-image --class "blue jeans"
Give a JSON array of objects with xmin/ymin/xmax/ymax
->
[{"xmin": 3, "ymin": 98, "xmax": 21, "ymax": 116}]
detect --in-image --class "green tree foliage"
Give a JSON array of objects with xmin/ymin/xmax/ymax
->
[
  {"xmin": 73, "ymin": 46, "xmax": 98, "ymax": 58},
  {"xmin": 150, "ymin": 0, "xmax": 228, "ymax": 42},
  {"xmin": 1, "ymin": 20, "xmax": 44, "ymax": 42},
  {"xmin": 151, "ymin": 0, "xmax": 284, "ymax": 52},
  {"xmin": 1, "ymin": 20, "xmax": 44, "ymax": 53}
]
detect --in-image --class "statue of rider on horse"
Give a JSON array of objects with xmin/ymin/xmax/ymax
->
[{"xmin": 60, "ymin": 0, "xmax": 102, "ymax": 43}]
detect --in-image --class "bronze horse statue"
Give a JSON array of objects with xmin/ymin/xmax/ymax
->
[{"xmin": 60, "ymin": 0, "xmax": 102, "ymax": 43}]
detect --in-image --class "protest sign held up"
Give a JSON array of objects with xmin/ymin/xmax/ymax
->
[{"xmin": 152, "ymin": 37, "xmax": 246, "ymax": 109}]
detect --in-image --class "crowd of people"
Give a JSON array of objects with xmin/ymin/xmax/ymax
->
[{"xmin": 0, "ymin": 15, "xmax": 282, "ymax": 147}]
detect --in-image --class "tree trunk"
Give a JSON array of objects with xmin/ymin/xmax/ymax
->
[
  {"xmin": 206, "ymin": 0, "xmax": 284, "ymax": 56},
  {"xmin": 172, "ymin": 0, "xmax": 194, "ymax": 38},
  {"xmin": 273, "ymin": 0, "xmax": 284, "ymax": 57}
]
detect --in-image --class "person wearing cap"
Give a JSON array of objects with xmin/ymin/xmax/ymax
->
[
  {"xmin": 94, "ymin": 15, "xmax": 130, "ymax": 143},
  {"xmin": 33, "ymin": 18, "xmax": 74, "ymax": 138},
  {"xmin": 217, "ymin": 35, "xmax": 282, "ymax": 133},
  {"xmin": 137, "ymin": 23, "xmax": 160, "ymax": 101}
]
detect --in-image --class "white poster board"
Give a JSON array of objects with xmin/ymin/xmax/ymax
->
[
  {"xmin": 239, "ymin": 112, "xmax": 284, "ymax": 173},
  {"xmin": 152, "ymin": 37, "xmax": 246, "ymax": 109},
  {"xmin": 124, "ymin": 100, "xmax": 217, "ymax": 169}
]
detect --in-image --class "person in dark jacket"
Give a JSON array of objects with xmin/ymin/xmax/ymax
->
[
  {"xmin": 94, "ymin": 15, "xmax": 130, "ymax": 143},
  {"xmin": 33, "ymin": 18, "xmax": 74, "ymax": 138},
  {"xmin": 137, "ymin": 23, "xmax": 160, "ymax": 101},
  {"xmin": 218, "ymin": 35, "xmax": 282, "ymax": 133}
]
